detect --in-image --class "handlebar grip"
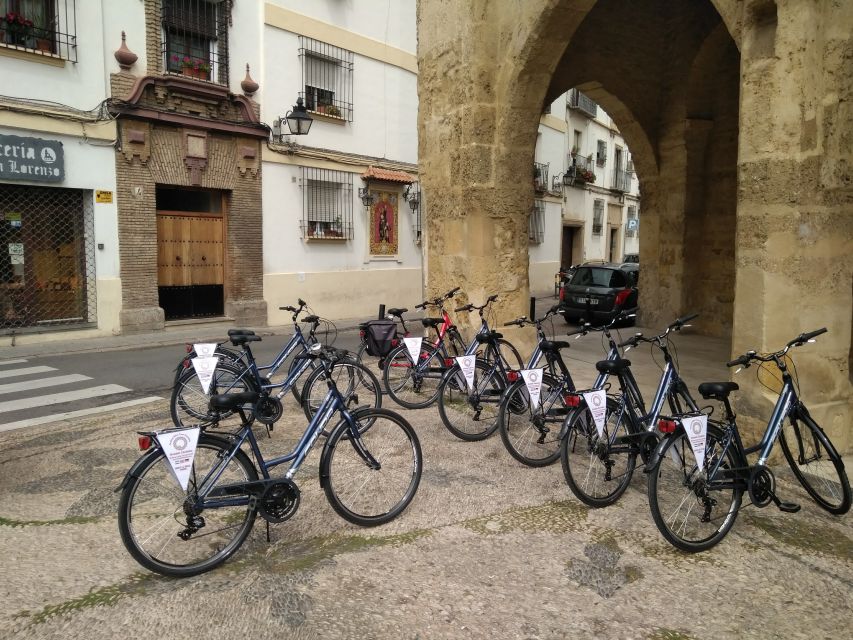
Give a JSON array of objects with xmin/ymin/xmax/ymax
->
[
  {"xmin": 454, "ymin": 305, "xmax": 473, "ymax": 313},
  {"xmin": 617, "ymin": 333, "xmax": 643, "ymax": 348},
  {"xmin": 673, "ymin": 312, "xmax": 699, "ymax": 327},
  {"xmin": 297, "ymin": 298, "xmax": 306, "ymax": 306},
  {"xmin": 566, "ymin": 328, "xmax": 586, "ymax": 337},
  {"xmin": 415, "ymin": 302, "xmax": 426, "ymax": 310},
  {"xmin": 726, "ymin": 354, "xmax": 751, "ymax": 368},
  {"xmin": 279, "ymin": 306, "xmax": 296, "ymax": 312},
  {"xmin": 794, "ymin": 327, "xmax": 827, "ymax": 344},
  {"xmin": 487, "ymin": 294, "xmax": 499, "ymax": 302},
  {"xmin": 447, "ymin": 287, "xmax": 461, "ymax": 297}
]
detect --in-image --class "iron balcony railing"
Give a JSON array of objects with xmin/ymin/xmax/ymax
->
[
  {"xmin": 162, "ymin": 0, "xmax": 230, "ymax": 85},
  {"xmin": 534, "ymin": 162, "xmax": 549, "ymax": 193},
  {"xmin": 612, "ymin": 169, "xmax": 632, "ymax": 192},
  {"xmin": 0, "ymin": 0, "xmax": 77, "ymax": 62},
  {"xmin": 568, "ymin": 89, "xmax": 597, "ymax": 119}
]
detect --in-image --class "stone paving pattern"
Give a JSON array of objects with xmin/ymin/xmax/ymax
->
[{"xmin": 1, "ymin": 330, "xmax": 851, "ymax": 639}]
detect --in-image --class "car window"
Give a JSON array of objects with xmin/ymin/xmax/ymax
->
[
  {"xmin": 570, "ymin": 267, "xmax": 616, "ymax": 287},
  {"xmin": 609, "ymin": 270, "xmax": 627, "ymax": 288}
]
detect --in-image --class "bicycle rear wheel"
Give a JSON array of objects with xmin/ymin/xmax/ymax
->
[
  {"xmin": 300, "ymin": 358, "xmax": 382, "ymax": 420},
  {"xmin": 647, "ymin": 425, "xmax": 743, "ymax": 552},
  {"xmin": 170, "ymin": 362, "xmax": 255, "ymax": 427},
  {"xmin": 382, "ymin": 342, "xmax": 445, "ymax": 409},
  {"xmin": 437, "ymin": 359, "xmax": 505, "ymax": 441},
  {"xmin": 118, "ymin": 435, "xmax": 258, "ymax": 577},
  {"xmin": 321, "ymin": 408, "xmax": 422, "ymax": 526},
  {"xmin": 484, "ymin": 338, "xmax": 524, "ymax": 371},
  {"xmin": 498, "ymin": 375, "xmax": 566, "ymax": 466},
  {"xmin": 780, "ymin": 411, "xmax": 851, "ymax": 514},
  {"xmin": 560, "ymin": 397, "xmax": 636, "ymax": 507}
]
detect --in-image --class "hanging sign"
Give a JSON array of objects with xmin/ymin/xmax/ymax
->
[
  {"xmin": 520, "ymin": 368, "xmax": 544, "ymax": 408},
  {"xmin": 157, "ymin": 427, "xmax": 201, "ymax": 490},
  {"xmin": 191, "ymin": 356, "xmax": 219, "ymax": 394},
  {"xmin": 193, "ymin": 343, "xmax": 217, "ymax": 358},
  {"xmin": 455, "ymin": 355, "xmax": 476, "ymax": 390},
  {"xmin": 403, "ymin": 337, "xmax": 423, "ymax": 366},
  {"xmin": 682, "ymin": 414, "xmax": 708, "ymax": 470},
  {"xmin": 582, "ymin": 390, "xmax": 607, "ymax": 437},
  {"xmin": 0, "ymin": 134, "xmax": 64, "ymax": 182}
]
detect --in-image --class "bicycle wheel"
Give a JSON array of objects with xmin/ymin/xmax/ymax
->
[
  {"xmin": 321, "ymin": 408, "xmax": 422, "ymax": 526},
  {"xmin": 498, "ymin": 375, "xmax": 566, "ymax": 467},
  {"xmin": 300, "ymin": 358, "xmax": 382, "ymax": 420},
  {"xmin": 647, "ymin": 424, "xmax": 743, "ymax": 552},
  {"xmin": 437, "ymin": 358, "xmax": 505, "ymax": 441},
  {"xmin": 484, "ymin": 338, "xmax": 524, "ymax": 371},
  {"xmin": 560, "ymin": 397, "xmax": 636, "ymax": 507},
  {"xmin": 780, "ymin": 411, "xmax": 851, "ymax": 514},
  {"xmin": 170, "ymin": 362, "xmax": 256, "ymax": 427},
  {"xmin": 118, "ymin": 435, "xmax": 258, "ymax": 577},
  {"xmin": 382, "ymin": 342, "xmax": 445, "ymax": 409},
  {"xmin": 173, "ymin": 346, "xmax": 242, "ymax": 384}
]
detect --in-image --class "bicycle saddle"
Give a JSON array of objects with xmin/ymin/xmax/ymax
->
[
  {"xmin": 421, "ymin": 317, "xmax": 445, "ymax": 328},
  {"xmin": 387, "ymin": 307, "xmax": 408, "ymax": 317},
  {"xmin": 227, "ymin": 329, "xmax": 255, "ymax": 337},
  {"xmin": 540, "ymin": 340, "xmax": 570, "ymax": 352},
  {"xmin": 698, "ymin": 382, "xmax": 739, "ymax": 400},
  {"xmin": 475, "ymin": 331, "xmax": 503, "ymax": 343},
  {"xmin": 231, "ymin": 334, "xmax": 262, "ymax": 346},
  {"xmin": 209, "ymin": 391, "xmax": 260, "ymax": 410},
  {"xmin": 302, "ymin": 315, "xmax": 320, "ymax": 323},
  {"xmin": 596, "ymin": 359, "xmax": 631, "ymax": 375}
]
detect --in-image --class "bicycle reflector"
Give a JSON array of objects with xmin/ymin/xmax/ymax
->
[
  {"xmin": 444, "ymin": 358, "xmax": 454, "ymax": 367},
  {"xmin": 564, "ymin": 394, "xmax": 581, "ymax": 407},
  {"xmin": 657, "ymin": 419, "xmax": 678, "ymax": 433},
  {"xmin": 185, "ymin": 343, "xmax": 193, "ymax": 353},
  {"xmin": 138, "ymin": 435, "xmax": 153, "ymax": 451},
  {"xmin": 507, "ymin": 371, "xmax": 519, "ymax": 382}
]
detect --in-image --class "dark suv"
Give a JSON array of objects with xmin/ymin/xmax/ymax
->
[{"xmin": 558, "ymin": 262, "xmax": 639, "ymax": 324}]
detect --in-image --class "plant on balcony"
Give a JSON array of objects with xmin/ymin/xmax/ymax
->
[
  {"xmin": 570, "ymin": 145, "xmax": 579, "ymax": 158},
  {"xmin": 576, "ymin": 169, "xmax": 596, "ymax": 183},
  {"xmin": 172, "ymin": 54, "xmax": 211, "ymax": 79},
  {"xmin": 326, "ymin": 104, "xmax": 342, "ymax": 117},
  {"xmin": 3, "ymin": 12, "xmax": 34, "ymax": 46}
]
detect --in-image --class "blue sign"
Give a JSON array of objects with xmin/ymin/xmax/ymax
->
[{"xmin": 0, "ymin": 134, "xmax": 65, "ymax": 183}]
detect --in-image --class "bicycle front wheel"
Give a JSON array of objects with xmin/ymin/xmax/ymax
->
[
  {"xmin": 437, "ymin": 359, "xmax": 504, "ymax": 441},
  {"xmin": 300, "ymin": 358, "xmax": 382, "ymax": 420},
  {"xmin": 170, "ymin": 362, "xmax": 255, "ymax": 427},
  {"xmin": 321, "ymin": 408, "xmax": 422, "ymax": 526},
  {"xmin": 498, "ymin": 375, "xmax": 566, "ymax": 466},
  {"xmin": 780, "ymin": 411, "xmax": 851, "ymax": 514},
  {"xmin": 647, "ymin": 424, "xmax": 743, "ymax": 552},
  {"xmin": 382, "ymin": 342, "xmax": 445, "ymax": 409},
  {"xmin": 118, "ymin": 435, "xmax": 258, "ymax": 577},
  {"xmin": 560, "ymin": 397, "xmax": 636, "ymax": 507}
]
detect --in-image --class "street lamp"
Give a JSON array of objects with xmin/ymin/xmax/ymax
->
[
  {"xmin": 358, "ymin": 187, "xmax": 374, "ymax": 207},
  {"xmin": 285, "ymin": 97, "xmax": 313, "ymax": 135}
]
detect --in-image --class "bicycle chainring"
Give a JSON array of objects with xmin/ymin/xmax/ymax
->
[
  {"xmin": 258, "ymin": 480, "xmax": 300, "ymax": 523},
  {"xmin": 748, "ymin": 466, "xmax": 775, "ymax": 508},
  {"xmin": 254, "ymin": 396, "xmax": 283, "ymax": 426}
]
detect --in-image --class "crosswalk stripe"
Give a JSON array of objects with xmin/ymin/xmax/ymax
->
[
  {"xmin": 0, "ymin": 366, "xmax": 57, "ymax": 380},
  {"xmin": 0, "ymin": 396, "xmax": 163, "ymax": 433},
  {"xmin": 0, "ymin": 374, "xmax": 92, "ymax": 395},
  {"xmin": 0, "ymin": 384, "xmax": 131, "ymax": 413},
  {"xmin": 0, "ymin": 359, "xmax": 28, "ymax": 366}
]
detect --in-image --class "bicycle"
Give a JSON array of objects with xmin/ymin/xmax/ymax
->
[
  {"xmin": 118, "ymin": 345, "xmax": 423, "ymax": 577},
  {"xmin": 560, "ymin": 313, "xmax": 702, "ymax": 508},
  {"xmin": 355, "ymin": 306, "xmax": 413, "ymax": 371},
  {"xmin": 646, "ymin": 327, "xmax": 851, "ymax": 552}
]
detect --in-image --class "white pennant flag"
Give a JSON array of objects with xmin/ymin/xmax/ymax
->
[
  {"xmin": 158, "ymin": 427, "xmax": 201, "ymax": 490},
  {"xmin": 192, "ymin": 356, "xmax": 219, "ymax": 394},
  {"xmin": 403, "ymin": 337, "xmax": 423, "ymax": 366},
  {"xmin": 582, "ymin": 390, "xmax": 607, "ymax": 438},
  {"xmin": 456, "ymin": 355, "xmax": 476, "ymax": 390},
  {"xmin": 682, "ymin": 414, "xmax": 708, "ymax": 471},
  {"xmin": 193, "ymin": 342, "xmax": 217, "ymax": 358},
  {"xmin": 520, "ymin": 368, "xmax": 544, "ymax": 409}
]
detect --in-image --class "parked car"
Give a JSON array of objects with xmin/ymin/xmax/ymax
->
[
  {"xmin": 622, "ymin": 253, "xmax": 639, "ymax": 264},
  {"xmin": 558, "ymin": 262, "xmax": 639, "ymax": 324}
]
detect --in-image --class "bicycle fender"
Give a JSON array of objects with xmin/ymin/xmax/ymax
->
[
  {"xmin": 646, "ymin": 426, "xmax": 685, "ymax": 472},
  {"xmin": 317, "ymin": 415, "xmax": 355, "ymax": 489}
]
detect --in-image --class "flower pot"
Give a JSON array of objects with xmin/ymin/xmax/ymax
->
[
  {"xmin": 181, "ymin": 66, "xmax": 210, "ymax": 80},
  {"xmin": 35, "ymin": 37, "xmax": 52, "ymax": 53}
]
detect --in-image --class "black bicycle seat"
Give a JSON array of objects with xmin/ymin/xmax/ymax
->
[
  {"xmin": 302, "ymin": 315, "xmax": 320, "ymax": 323},
  {"xmin": 387, "ymin": 308, "xmax": 408, "ymax": 317},
  {"xmin": 475, "ymin": 331, "xmax": 503, "ymax": 343},
  {"xmin": 227, "ymin": 329, "xmax": 255, "ymax": 337},
  {"xmin": 698, "ymin": 382, "xmax": 739, "ymax": 400},
  {"xmin": 209, "ymin": 391, "xmax": 259, "ymax": 410},
  {"xmin": 596, "ymin": 359, "xmax": 631, "ymax": 375},
  {"xmin": 540, "ymin": 340, "xmax": 570, "ymax": 352},
  {"xmin": 231, "ymin": 334, "xmax": 262, "ymax": 346},
  {"xmin": 421, "ymin": 317, "xmax": 445, "ymax": 328}
]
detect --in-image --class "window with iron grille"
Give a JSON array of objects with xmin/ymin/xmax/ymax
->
[
  {"xmin": 529, "ymin": 199, "xmax": 545, "ymax": 244},
  {"xmin": 0, "ymin": 0, "xmax": 77, "ymax": 61},
  {"xmin": 299, "ymin": 37, "xmax": 354, "ymax": 121},
  {"xmin": 301, "ymin": 168, "xmax": 353, "ymax": 240},
  {"xmin": 162, "ymin": 0, "xmax": 229, "ymax": 85},
  {"xmin": 0, "ymin": 184, "xmax": 96, "ymax": 333},
  {"xmin": 625, "ymin": 205, "xmax": 638, "ymax": 237},
  {"xmin": 592, "ymin": 199, "xmax": 604, "ymax": 235},
  {"xmin": 596, "ymin": 140, "xmax": 607, "ymax": 167}
]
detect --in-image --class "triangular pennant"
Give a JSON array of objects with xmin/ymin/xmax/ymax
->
[
  {"xmin": 157, "ymin": 427, "xmax": 201, "ymax": 490},
  {"xmin": 582, "ymin": 390, "xmax": 607, "ymax": 438},
  {"xmin": 193, "ymin": 342, "xmax": 217, "ymax": 358},
  {"xmin": 403, "ymin": 337, "xmax": 423, "ymax": 366},
  {"xmin": 455, "ymin": 355, "xmax": 476, "ymax": 390},
  {"xmin": 191, "ymin": 356, "xmax": 219, "ymax": 394},
  {"xmin": 520, "ymin": 368, "xmax": 545, "ymax": 409},
  {"xmin": 681, "ymin": 414, "xmax": 708, "ymax": 470}
]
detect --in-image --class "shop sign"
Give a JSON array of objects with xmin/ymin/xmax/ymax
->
[
  {"xmin": 96, "ymin": 190, "xmax": 113, "ymax": 203},
  {"xmin": 0, "ymin": 134, "xmax": 64, "ymax": 183}
]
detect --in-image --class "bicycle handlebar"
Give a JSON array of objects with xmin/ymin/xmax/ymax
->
[
  {"xmin": 670, "ymin": 312, "xmax": 698, "ymax": 329},
  {"xmin": 726, "ymin": 353, "xmax": 752, "ymax": 368},
  {"xmin": 618, "ymin": 333, "xmax": 644, "ymax": 348},
  {"xmin": 728, "ymin": 327, "xmax": 827, "ymax": 368},
  {"xmin": 455, "ymin": 304, "xmax": 474, "ymax": 313},
  {"xmin": 788, "ymin": 327, "xmax": 827, "ymax": 346}
]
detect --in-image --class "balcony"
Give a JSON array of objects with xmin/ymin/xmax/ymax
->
[
  {"xmin": 565, "ymin": 155, "xmax": 596, "ymax": 188},
  {"xmin": 0, "ymin": 0, "xmax": 77, "ymax": 62},
  {"xmin": 162, "ymin": 0, "xmax": 229, "ymax": 86},
  {"xmin": 611, "ymin": 169, "xmax": 632, "ymax": 192},
  {"xmin": 533, "ymin": 162, "xmax": 549, "ymax": 193},
  {"xmin": 568, "ymin": 89, "xmax": 597, "ymax": 119}
]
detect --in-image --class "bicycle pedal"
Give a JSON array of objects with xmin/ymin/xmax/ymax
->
[{"xmin": 777, "ymin": 501, "xmax": 801, "ymax": 513}]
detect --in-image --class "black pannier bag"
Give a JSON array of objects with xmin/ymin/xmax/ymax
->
[{"xmin": 364, "ymin": 319, "xmax": 397, "ymax": 357}]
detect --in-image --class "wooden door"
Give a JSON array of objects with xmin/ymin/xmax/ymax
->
[{"xmin": 157, "ymin": 214, "xmax": 224, "ymax": 287}]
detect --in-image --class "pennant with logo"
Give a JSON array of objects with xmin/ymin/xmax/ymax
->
[
  {"xmin": 403, "ymin": 337, "xmax": 423, "ymax": 366},
  {"xmin": 681, "ymin": 414, "xmax": 708, "ymax": 470},
  {"xmin": 520, "ymin": 368, "xmax": 544, "ymax": 409},
  {"xmin": 192, "ymin": 356, "xmax": 219, "ymax": 394},
  {"xmin": 582, "ymin": 390, "xmax": 607, "ymax": 438},
  {"xmin": 193, "ymin": 342, "xmax": 217, "ymax": 358},
  {"xmin": 455, "ymin": 355, "xmax": 476, "ymax": 390},
  {"xmin": 157, "ymin": 427, "xmax": 201, "ymax": 490}
]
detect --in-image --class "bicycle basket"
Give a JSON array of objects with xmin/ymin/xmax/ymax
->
[{"xmin": 365, "ymin": 319, "xmax": 397, "ymax": 357}]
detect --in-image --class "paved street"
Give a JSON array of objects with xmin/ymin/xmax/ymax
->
[{"xmin": 0, "ymin": 316, "xmax": 850, "ymax": 639}]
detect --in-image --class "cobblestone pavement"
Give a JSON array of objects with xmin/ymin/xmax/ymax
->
[{"xmin": 1, "ymin": 337, "xmax": 851, "ymax": 640}]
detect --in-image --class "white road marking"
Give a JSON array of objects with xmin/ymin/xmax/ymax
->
[
  {"xmin": 0, "ymin": 359, "xmax": 28, "ymax": 366},
  {"xmin": 0, "ymin": 396, "xmax": 163, "ymax": 433},
  {"xmin": 0, "ymin": 374, "xmax": 92, "ymax": 395},
  {"xmin": 0, "ymin": 384, "xmax": 131, "ymax": 413},
  {"xmin": 0, "ymin": 366, "xmax": 57, "ymax": 380}
]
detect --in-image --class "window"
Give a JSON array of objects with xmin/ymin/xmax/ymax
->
[
  {"xmin": 0, "ymin": 0, "xmax": 77, "ymax": 61},
  {"xmin": 569, "ymin": 267, "xmax": 625, "ymax": 288},
  {"xmin": 301, "ymin": 168, "xmax": 353, "ymax": 240},
  {"xmin": 162, "ymin": 0, "xmax": 229, "ymax": 85},
  {"xmin": 299, "ymin": 37, "xmax": 354, "ymax": 121},
  {"xmin": 592, "ymin": 199, "xmax": 604, "ymax": 235},
  {"xmin": 596, "ymin": 140, "xmax": 607, "ymax": 167},
  {"xmin": 625, "ymin": 206, "xmax": 638, "ymax": 238},
  {"xmin": 529, "ymin": 200, "xmax": 545, "ymax": 244}
]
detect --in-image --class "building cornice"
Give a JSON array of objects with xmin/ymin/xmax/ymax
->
[{"xmin": 264, "ymin": 143, "xmax": 418, "ymax": 175}]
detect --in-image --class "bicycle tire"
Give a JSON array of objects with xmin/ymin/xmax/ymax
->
[
  {"xmin": 498, "ymin": 375, "xmax": 566, "ymax": 467},
  {"xmin": 484, "ymin": 338, "xmax": 524, "ymax": 371},
  {"xmin": 118, "ymin": 435, "xmax": 258, "ymax": 577},
  {"xmin": 170, "ymin": 361, "xmax": 257, "ymax": 427},
  {"xmin": 382, "ymin": 342, "xmax": 445, "ymax": 410},
  {"xmin": 647, "ymin": 423, "xmax": 743, "ymax": 552},
  {"xmin": 300, "ymin": 358, "xmax": 383, "ymax": 421},
  {"xmin": 173, "ymin": 346, "xmax": 242, "ymax": 384},
  {"xmin": 320, "ymin": 408, "xmax": 422, "ymax": 526},
  {"xmin": 780, "ymin": 410, "xmax": 851, "ymax": 514},
  {"xmin": 560, "ymin": 397, "xmax": 637, "ymax": 507},
  {"xmin": 437, "ymin": 358, "xmax": 505, "ymax": 441}
]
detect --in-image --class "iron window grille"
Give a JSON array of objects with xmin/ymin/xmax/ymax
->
[
  {"xmin": 162, "ymin": 0, "xmax": 230, "ymax": 85},
  {"xmin": 0, "ymin": 184, "xmax": 96, "ymax": 333},
  {"xmin": 0, "ymin": 0, "xmax": 77, "ymax": 61},
  {"xmin": 592, "ymin": 199, "xmax": 604, "ymax": 236},
  {"xmin": 533, "ymin": 161, "xmax": 549, "ymax": 193},
  {"xmin": 529, "ymin": 199, "xmax": 545, "ymax": 244},
  {"xmin": 625, "ymin": 206, "xmax": 638, "ymax": 237},
  {"xmin": 596, "ymin": 140, "xmax": 607, "ymax": 167},
  {"xmin": 300, "ymin": 167, "xmax": 353, "ymax": 240},
  {"xmin": 612, "ymin": 169, "xmax": 631, "ymax": 192},
  {"xmin": 568, "ymin": 89, "xmax": 597, "ymax": 118},
  {"xmin": 299, "ymin": 36, "xmax": 354, "ymax": 122}
]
